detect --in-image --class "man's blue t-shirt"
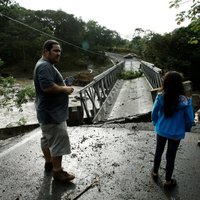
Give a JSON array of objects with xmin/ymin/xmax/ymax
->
[{"xmin": 33, "ymin": 58, "xmax": 68, "ymax": 124}]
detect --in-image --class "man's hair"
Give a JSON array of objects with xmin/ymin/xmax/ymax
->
[{"xmin": 42, "ymin": 40, "xmax": 60, "ymax": 53}]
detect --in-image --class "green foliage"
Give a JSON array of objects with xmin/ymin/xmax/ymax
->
[
  {"xmin": 15, "ymin": 85, "xmax": 35, "ymax": 110},
  {"xmin": 119, "ymin": 70, "xmax": 143, "ymax": 80},
  {"xmin": 169, "ymin": 0, "xmax": 199, "ymax": 23},
  {"xmin": 130, "ymin": 24, "xmax": 200, "ymax": 89},
  {"xmin": 0, "ymin": 75, "xmax": 15, "ymax": 86},
  {"xmin": 0, "ymin": 4, "xmax": 128, "ymax": 76},
  {"xmin": 0, "ymin": 0, "xmax": 14, "ymax": 6},
  {"xmin": 0, "ymin": 58, "xmax": 4, "ymax": 67},
  {"xmin": 0, "ymin": 76, "xmax": 16, "ymax": 108},
  {"xmin": 0, "ymin": 76, "xmax": 35, "ymax": 111},
  {"xmin": 17, "ymin": 117, "xmax": 27, "ymax": 125},
  {"xmin": 169, "ymin": 0, "xmax": 200, "ymax": 43}
]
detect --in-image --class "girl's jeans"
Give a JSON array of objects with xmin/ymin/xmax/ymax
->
[{"xmin": 153, "ymin": 134, "xmax": 180, "ymax": 181}]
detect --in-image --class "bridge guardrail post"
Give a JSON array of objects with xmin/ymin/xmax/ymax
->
[{"xmin": 79, "ymin": 61, "xmax": 124, "ymax": 123}]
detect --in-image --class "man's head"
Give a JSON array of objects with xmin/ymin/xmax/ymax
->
[{"xmin": 42, "ymin": 40, "xmax": 61, "ymax": 64}]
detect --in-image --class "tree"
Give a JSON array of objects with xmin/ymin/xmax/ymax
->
[
  {"xmin": 0, "ymin": 0, "xmax": 15, "ymax": 6},
  {"xmin": 170, "ymin": 0, "xmax": 200, "ymax": 43},
  {"xmin": 0, "ymin": 2, "xmax": 127, "ymax": 75}
]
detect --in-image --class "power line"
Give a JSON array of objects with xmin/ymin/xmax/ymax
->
[{"xmin": 0, "ymin": 12, "xmax": 103, "ymax": 56}]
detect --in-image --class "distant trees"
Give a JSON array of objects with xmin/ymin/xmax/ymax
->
[
  {"xmin": 0, "ymin": 1, "xmax": 127, "ymax": 76},
  {"xmin": 129, "ymin": 1, "xmax": 200, "ymax": 89},
  {"xmin": 0, "ymin": 0, "xmax": 199, "ymax": 90},
  {"xmin": 130, "ymin": 25, "xmax": 200, "ymax": 89}
]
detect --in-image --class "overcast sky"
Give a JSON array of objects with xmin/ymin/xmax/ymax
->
[{"xmin": 15, "ymin": 0, "xmax": 191, "ymax": 40}]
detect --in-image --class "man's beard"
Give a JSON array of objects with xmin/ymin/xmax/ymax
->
[{"xmin": 49, "ymin": 56, "xmax": 60, "ymax": 64}]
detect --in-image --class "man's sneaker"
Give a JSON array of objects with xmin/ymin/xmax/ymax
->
[
  {"xmin": 52, "ymin": 170, "xmax": 75, "ymax": 182},
  {"xmin": 44, "ymin": 162, "xmax": 53, "ymax": 172},
  {"xmin": 198, "ymin": 140, "xmax": 200, "ymax": 146}
]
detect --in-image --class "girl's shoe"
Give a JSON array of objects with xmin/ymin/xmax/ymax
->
[
  {"xmin": 163, "ymin": 179, "xmax": 177, "ymax": 188},
  {"xmin": 44, "ymin": 162, "xmax": 53, "ymax": 172},
  {"xmin": 151, "ymin": 169, "xmax": 158, "ymax": 181}
]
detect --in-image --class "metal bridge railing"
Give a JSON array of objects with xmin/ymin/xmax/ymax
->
[
  {"xmin": 79, "ymin": 61, "xmax": 124, "ymax": 123},
  {"xmin": 140, "ymin": 61, "xmax": 163, "ymax": 89}
]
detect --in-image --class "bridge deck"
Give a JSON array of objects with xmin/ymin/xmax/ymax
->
[
  {"xmin": 107, "ymin": 77, "xmax": 153, "ymax": 121},
  {"xmin": 107, "ymin": 59, "xmax": 153, "ymax": 121}
]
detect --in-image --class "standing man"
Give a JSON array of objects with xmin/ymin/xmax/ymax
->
[{"xmin": 33, "ymin": 39, "xmax": 75, "ymax": 182}]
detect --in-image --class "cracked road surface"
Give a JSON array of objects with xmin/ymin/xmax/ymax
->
[{"xmin": 0, "ymin": 123, "xmax": 200, "ymax": 200}]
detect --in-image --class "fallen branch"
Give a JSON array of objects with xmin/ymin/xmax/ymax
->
[{"xmin": 72, "ymin": 176, "xmax": 100, "ymax": 200}]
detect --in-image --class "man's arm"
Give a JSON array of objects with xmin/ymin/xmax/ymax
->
[{"xmin": 42, "ymin": 83, "xmax": 74, "ymax": 95}]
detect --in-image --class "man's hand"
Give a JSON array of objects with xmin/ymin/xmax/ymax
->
[{"xmin": 65, "ymin": 86, "xmax": 74, "ymax": 95}]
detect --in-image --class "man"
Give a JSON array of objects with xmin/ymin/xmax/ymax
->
[{"xmin": 33, "ymin": 39, "xmax": 75, "ymax": 182}]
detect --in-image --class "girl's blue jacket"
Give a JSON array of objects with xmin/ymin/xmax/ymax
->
[{"xmin": 152, "ymin": 93, "xmax": 194, "ymax": 140}]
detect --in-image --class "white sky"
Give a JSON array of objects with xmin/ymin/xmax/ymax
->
[{"xmin": 15, "ymin": 0, "xmax": 191, "ymax": 40}]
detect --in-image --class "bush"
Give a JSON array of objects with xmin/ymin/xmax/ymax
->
[
  {"xmin": 15, "ymin": 86, "xmax": 35, "ymax": 110},
  {"xmin": 119, "ymin": 70, "xmax": 143, "ymax": 80},
  {"xmin": 0, "ymin": 76, "xmax": 35, "ymax": 111}
]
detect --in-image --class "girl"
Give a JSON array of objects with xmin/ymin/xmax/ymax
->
[{"xmin": 151, "ymin": 71, "xmax": 194, "ymax": 188}]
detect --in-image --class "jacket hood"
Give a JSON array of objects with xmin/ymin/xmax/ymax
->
[{"xmin": 158, "ymin": 93, "xmax": 192, "ymax": 109}]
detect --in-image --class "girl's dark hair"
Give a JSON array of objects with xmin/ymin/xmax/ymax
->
[
  {"xmin": 162, "ymin": 71, "xmax": 185, "ymax": 117},
  {"xmin": 42, "ymin": 40, "xmax": 60, "ymax": 53}
]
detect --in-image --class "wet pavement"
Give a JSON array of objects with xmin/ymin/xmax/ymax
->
[{"xmin": 0, "ymin": 123, "xmax": 200, "ymax": 200}]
